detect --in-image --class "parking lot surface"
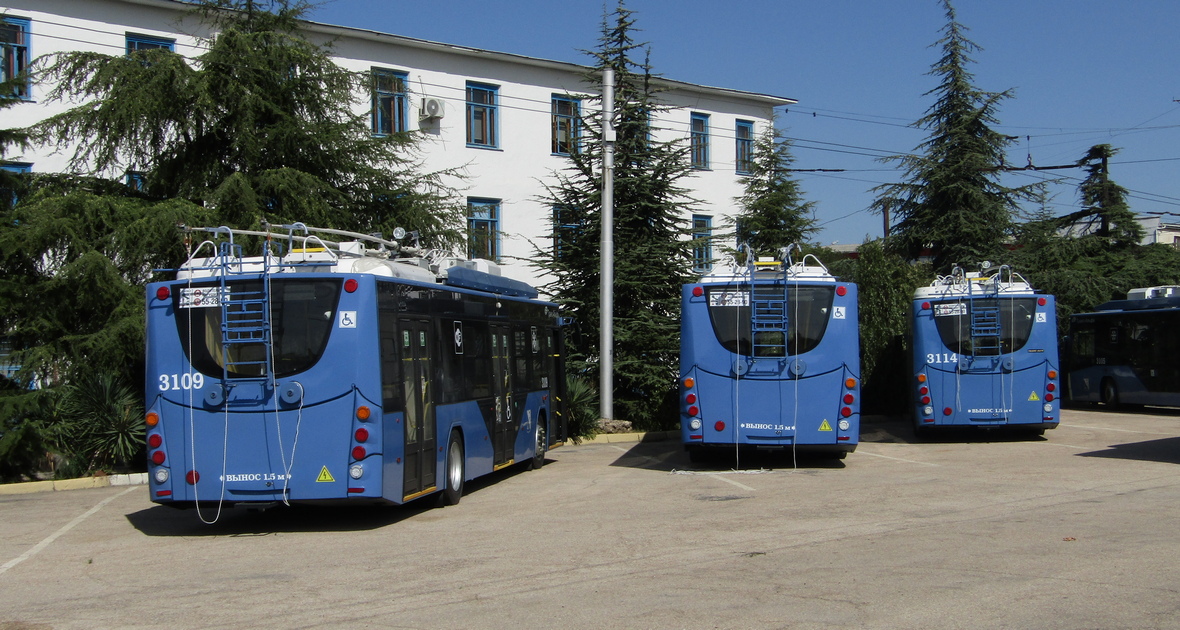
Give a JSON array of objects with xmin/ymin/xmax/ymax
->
[{"xmin": 2, "ymin": 407, "xmax": 1179, "ymax": 629}]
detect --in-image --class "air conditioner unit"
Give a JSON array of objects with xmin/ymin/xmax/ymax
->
[{"xmin": 420, "ymin": 97, "xmax": 445, "ymax": 120}]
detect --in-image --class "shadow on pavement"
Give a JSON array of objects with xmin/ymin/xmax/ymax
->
[
  {"xmin": 606, "ymin": 438, "xmax": 848, "ymax": 472},
  {"xmin": 124, "ymin": 459, "xmax": 546, "ymax": 536},
  {"xmin": 1077, "ymin": 436, "xmax": 1180, "ymax": 465}
]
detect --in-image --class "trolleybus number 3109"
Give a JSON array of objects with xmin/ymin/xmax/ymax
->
[{"xmin": 158, "ymin": 373, "xmax": 206, "ymax": 391}]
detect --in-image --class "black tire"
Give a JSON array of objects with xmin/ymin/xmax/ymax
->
[
  {"xmin": 440, "ymin": 431, "xmax": 464, "ymax": 506},
  {"xmin": 529, "ymin": 416, "xmax": 547, "ymax": 470},
  {"xmin": 1101, "ymin": 379, "xmax": 1119, "ymax": 408}
]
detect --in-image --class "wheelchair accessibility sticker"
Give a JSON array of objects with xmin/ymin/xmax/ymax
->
[{"xmin": 339, "ymin": 311, "xmax": 357, "ymax": 328}]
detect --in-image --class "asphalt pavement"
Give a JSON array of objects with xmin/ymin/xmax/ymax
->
[{"xmin": 1, "ymin": 407, "xmax": 1179, "ymax": 629}]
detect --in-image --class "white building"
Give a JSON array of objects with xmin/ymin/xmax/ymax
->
[{"xmin": 1, "ymin": 0, "xmax": 794, "ymax": 288}]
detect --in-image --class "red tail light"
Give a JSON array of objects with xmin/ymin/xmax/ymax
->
[
  {"xmin": 151, "ymin": 451, "xmax": 166, "ymax": 465},
  {"xmin": 186, "ymin": 470, "xmax": 200, "ymax": 484},
  {"xmin": 355, "ymin": 427, "xmax": 369, "ymax": 442},
  {"xmin": 352, "ymin": 446, "xmax": 366, "ymax": 460},
  {"xmin": 148, "ymin": 434, "xmax": 162, "ymax": 448}
]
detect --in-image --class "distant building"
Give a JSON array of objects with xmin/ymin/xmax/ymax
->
[
  {"xmin": 1, "ymin": 0, "xmax": 795, "ymax": 288},
  {"xmin": 1135, "ymin": 215, "xmax": 1180, "ymax": 247}
]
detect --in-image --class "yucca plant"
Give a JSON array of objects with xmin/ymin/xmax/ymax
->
[
  {"xmin": 564, "ymin": 374, "xmax": 600, "ymax": 443},
  {"xmin": 58, "ymin": 372, "xmax": 145, "ymax": 475}
]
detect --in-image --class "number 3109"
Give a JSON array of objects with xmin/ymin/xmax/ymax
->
[{"xmin": 159, "ymin": 373, "xmax": 205, "ymax": 391}]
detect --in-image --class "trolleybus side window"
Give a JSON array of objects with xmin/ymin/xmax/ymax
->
[
  {"xmin": 379, "ymin": 310, "xmax": 403, "ymax": 410},
  {"xmin": 175, "ymin": 278, "xmax": 340, "ymax": 379},
  {"xmin": 931, "ymin": 297, "xmax": 1037, "ymax": 356},
  {"xmin": 704, "ymin": 285, "xmax": 835, "ymax": 356}
]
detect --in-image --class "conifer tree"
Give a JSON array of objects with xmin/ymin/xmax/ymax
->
[
  {"xmin": 874, "ymin": 0, "xmax": 1030, "ymax": 272},
  {"xmin": 0, "ymin": 0, "xmax": 464, "ymax": 476},
  {"xmin": 534, "ymin": 2, "xmax": 696, "ymax": 430},
  {"xmin": 731, "ymin": 125, "xmax": 815, "ymax": 258},
  {"xmin": 1057, "ymin": 144, "xmax": 1143, "ymax": 246},
  {"xmin": 32, "ymin": 0, "xmax": 462, "ymax": 243}
]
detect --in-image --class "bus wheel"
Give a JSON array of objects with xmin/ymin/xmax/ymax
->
[
  {"xmin": 529, "ymin": 417, "xmax": 547, "ymax": 470},
  {"xmin": 440, "ymin": 432, "xmax": 464, "ymax": 506},
  {"xmin": 1101, "ymin": 379, "xmax": 1120, "ymax": 407}
]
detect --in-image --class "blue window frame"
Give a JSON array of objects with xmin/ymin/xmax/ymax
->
[
  {"xmin": 126, "ymin": 33, "xmax": 175, "ymax": 53},
  {"xmin": 690, "ymin": 113, "xmax": 710, "ymax": 169},
  {"xmin": 0, "ymin": 336, "xmax": 19, "ymax": 380},
  {"xmin": 1, "ymin": 17, "xmax": 31, "ymax": 99},
  {"xmin": 552, "ymin": 96, "xmax": 579, "ymax": 155},
  {"xmin": 466, "ymin": 83, "xmax": 499, "ymax": 148},
  {"xmin": 693, "ymin": 214, "xmax": 713, "ymax": 272},
  {"xmin": 468, "ymin": 198, "xmax": 501, "ymax": 261},
  {"xmin": 1, "ymin": 162, "xmax": 32, "ymax": 208},
  {"xmin": 736, "ymin": 120, "xmax": 755, "ymax": 174},
  {"xmin": 553, "ymin": 205, "xmax": 580, "ymax": 259},
  {"xmin": 126, "ymin": 171, "xmax": 146, "ymax": 192},
  {"xmin": 372, "ymin": 68, "xmax": 408, "ymax": 135}
]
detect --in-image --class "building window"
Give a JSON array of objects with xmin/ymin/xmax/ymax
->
[
  {"xmin": 692, "ymin": 214, "xmax": 713, "ymax": 272},
  {"xmin": 690, "ymin": 113, "xmax": 710, "ymax": 169},
  {"xmin": 552, "ymin": 96, "xmax": 579, "ymax": 155},
  {"xmin": 126, "ymin": 171, "xmax": 146, "ymax": 192},
  {"xmin": 1, "ymin": 17, "xmax": 31, "ymax": 99},
  {"xmin": 736, "ymin": 120, "xmax": 754, "ymax": 174},
  {"xmin": 466, "ymin": 83, "xmax": 498, "ymax": 148},
  {"xmin": 372, "ymin": 68, "xmax": 408, "ymax": 135},
  {"xmin": 553, "ymin": 205, "xmax": 580, "ymax": 260},
  {"xmin": 1, "ymin": 162, "xmax": 31, "ymax": 208},
  {"xmin": 468, "ymin": 198, "xmax": 501, "ymax": 261},
  {"xmin": 126, "ymin": 33, "xmax": 175, "ymax": 53}
]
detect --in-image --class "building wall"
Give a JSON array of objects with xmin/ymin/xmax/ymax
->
[{"xmin": 2, "ymin": 0, "xmax": 791, "ymax": 288}]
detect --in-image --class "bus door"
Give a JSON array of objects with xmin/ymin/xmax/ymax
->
[
  {"xmin": 491, "ymin": 324, "xmax": 514, "ymax": 466},
  {"xmin": 400, "ymin": 318, "xmax": 436, "ymax": 498}
]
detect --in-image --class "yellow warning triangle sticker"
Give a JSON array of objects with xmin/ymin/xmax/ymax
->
[
  {"xmin": 819, "ymin": 419, "xmax": 833, "ymax": 432},
  {"xmin": 1028, "ymin": 391, "xmax": 1040, "ymax": 402},
  {"xmin": 316, "ymin": 466, "xmax": 335, "ymax": 483}
]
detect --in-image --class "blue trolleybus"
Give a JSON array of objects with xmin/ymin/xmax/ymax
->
[
  {"xmin": 145, "ymin": 223, "xmax": 566, "ymax": 518},
  {"xmin": 679, "ymin": 248, "xmax": 861, "ymax": 462},
  {"xmin": 910, "ymin": 264, "xmax": 1060, "ymax": 435},
  {"xmin": 1067, "ymin": 286, "xmax": 1180, "ymax": 407}
]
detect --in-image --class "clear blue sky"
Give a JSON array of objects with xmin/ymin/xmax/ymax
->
[{"xmin": 309, "ymin": 0, "xmax": 1180, "ymax": 247}]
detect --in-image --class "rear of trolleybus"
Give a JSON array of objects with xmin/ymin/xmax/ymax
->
[
  {"xmin": 910, "ymin": 264, "xmax": 1060, "ymax": 435},
  {"xmin": 143, "ymin": 223, "xmax": 563, "ymax": 517},
  {"xmin": 679, "ymin": 247, "xmax": 861, "ymax": 462}
]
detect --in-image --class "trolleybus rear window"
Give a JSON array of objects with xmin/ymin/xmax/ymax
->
[
  {"xmin": 174, "ymin": 279, "xmax": 341, "ymax": 378},
  {"xmin": 931, "ymin": 297, "xmax": 1037, "ymax": 356},
  {"xmin": 705, "ymin": 285, "xmax": 834, "ymax": 356}
]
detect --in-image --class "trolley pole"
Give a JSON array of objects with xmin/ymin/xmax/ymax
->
[{"xmin": 600, "ymin": 68, "xmax": 616, "ymax": 422}]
